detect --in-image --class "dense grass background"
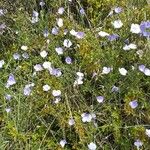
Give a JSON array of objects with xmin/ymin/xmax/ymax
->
[{"xmin": 0, "ymin": 0, "xmax": 150, "ymax": 149}]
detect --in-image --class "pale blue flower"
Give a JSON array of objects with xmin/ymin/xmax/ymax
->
[{"xmin": 129, "ymin": 100, "xmax": 138, "ymax": 109}]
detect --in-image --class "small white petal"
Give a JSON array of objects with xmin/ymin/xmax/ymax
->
[
  {"xmin": 55, "ymin": 47, "xmax": 64, "ymax": 55},
  {"xmin": 119, "ymin": 68, "xmax": 127, "ymax": 76},
  {"xmin": 43, "ymin": 84, "xmax": 51, "ymax": 91},
  {"xmin": 0, "ymin": 60, "xmax": 5, "ymax": 68},
  {"xmin": 88, "ymin": 142, "xmax": 97, "ymax": 150},
  {"xmin": 144, "ymin": 68, "xmax": 150, "ymax": 76},
  {"xmin": 146, "ymin": 129, "xmax": 150, "ymax": 137},
  {"xmin": 40, "ymin": 50, "xmax": 48, "ymax": 58},
  {"xmin": 60, "ymin": 139, "xmax": 67, "ymax": 148},
  {"xmin": 68, "ymin": 118, "xmax": 75, "ymax": 126},
  {"xmin": 112, "ymin": 20, "xmax": 123, "ymax": 29},
  {"xmin": 21, "ymin": 45, "xmax": 28, "ymax": 51},
  {"xmin": 52, "ymin": 90, "xmax": 61, "ymax": 97},
  {"xmin": 98, "ymin": 31, "xmax": 109, "ymax": 37},
  {"xmin": 43, "ymin": 61, "xmax": 52, "ymax": 70},
  {"xmin": 57, "ymin": 18, "xmax": 63, "ymax": 27},
  {"xmin": 63, "ymin": 39, "xmax": 72, "ymax": 48},
  {"xmin": 130, "ymin": 24, "xmax": 141, "ymax": 34}
]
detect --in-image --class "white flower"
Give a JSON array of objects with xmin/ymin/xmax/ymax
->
[
  {"xmin": 54, "ymin": 97, "xmax": 61, "ymax": 104},
  {"xmin": 119, "ymin": 68, "xmax": 127, "ymax": 76},
  {"xmin": 138, "ymin": 65, "xmax": 145, "ymax": 72},
  {"xmin": 112, "ymin": 20, "xmax": 123, "ymax": 29},
  {"xmin": 76, "ymin": 72, "xmax": 84, "ymax": 78},
  {"xmin": 144, "ymin": 68, "xmax": 150, "ymax": 76},
  {"xmin": 43, "ymin": 61, "xmax": 52, "ymax": 70},
  {"xmin": 5, "ymin": 108, "xmax": 11, "ymax": 113},
  {"xmin": 58, "ymin": 7, "xmax": 65, "ymax": 15},
  {"xmin": 74, "ymin": 79, "xmax": 83, "ymax": 86},
  {"xmin": 70, "ymin": 29, "xmax": 77, "ymax": 36},
  {"xmin": 68, "ymin": 118, "xmax": 75, "ymax": 126},
  {"xmin": 123, "ymin": 43, "xmax": 137, "ymax": 50},
  {"xmin": 63, "ymin": 39, "xmax": 72, "ymax": 48},
  {"xmin": 21, "ymin": 45, "xmax": 28, "ymax": 51},
  {"xmin": 98, "ymin": 31, "xmax": 109, "ymax": 37},
  {"xmin": 0, "ymin": 60, "xmax": 5, "ymax": 68},
  {"xmin": 102, "ymin": 67, "xmax": 112, "ymax": 74},
  {"xmin": 43, "ymin": 84, "xmax": 51, "ymax": 91},
  {"xmin": 81, "ymin": 113, "xmax": 93, "ymax": 123},
  {"xmin": 52, "ymin": 90, "xmax": 61, "ymax": 97},
  {"xmin": 55, "ymin": 47, "xmax": 64, "ymax": 55},
  {"xmin": 145, "ymin": 129, "xmax": 150, "ymax": 137},
  {"xmin": 40, "ymin": 50, "xmax": 48, "ymax": 58},
  {"xmin": 130, "ymin": 23, "xmax": 141, "ymax": 34},
  {"xmin": 134, "ymin": 139, "xmax": 143, "ymax": 149},
  {"xmin": 60, "ymin": 139, "xmax": 67, "ymax": 148},
  {"xmin": 96, "ymin": 96, "xmax": 104, "ymax": 103},
  {"xmin": 57, "ymin": 18, "xmax": 63, "ymax": 27},
  {"xmin": 34, "ymin": 64, "xmax": 43, "ymax": 72},
  {"xmin": 88, "ymin": 142, "xmax": 97, "ymax": 150}
]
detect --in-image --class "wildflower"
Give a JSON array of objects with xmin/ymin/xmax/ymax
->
[
  {"xmin": 51, "ymin": 27, "xmax": 59, "ymax": 35},
  {"xmin": 57, "ymin": 18, "xmax": 63, "ymax": 27},
  {"xmin": 76, "ymin": 72, "xmax": 84, "ymax": 78},
  {"xmin": 43, "ymin": 84, "xmax": 51, "ymax": 91},
  {"xmin": 5, "ymin": 108, "xmax": 11, "ymax": 113},
  {"xmin": 88, "ymin": 142, "xmax": 97, "ymax": 150},
  {"xmin": 138, "ymin": 65, "xmax": 145, "ymax": 72},
  {"xmin": 22, "ymin": 52, "xmax": 29, "ymax": 59},
  {"xmin": 70, "ymin": 29, "xmax": 77, "ymax": 36},
  {"xmin": 31, "ymin": 11, "xmax": 39, "ymax": 23},
  {"xmin": 145, "ymin": 129, "xmax": 150, "ymax": 137},
  {"xmin": 34, "ymin": 64, "xmax": 43, "ymax": 72},
  {"xmin": 111, "ymin": 85, "xmax": 119, "ymax": 92},
  {"xmin": 23, "ymin": 83, "xmax": 34, "ymax": 96},
  {"xmin": 6, "ymin": 74, "xmax": 16, "ymax": 88},
  {"xmin": 39, "ymin": 1, "xmax": 45, "ymax": 7},
  {"xmin": 136, "ymin": 50, "xmax": 143, "ymax": 58},
  {"xmin": 63, "ymin": 39, "xmax": 72, "ymax": 48},
  {"xmin": 119, "ymin": 68, "xmax": 127, "ymax": 76},
  {"xmin": 130, "ymin": 23, "xmax": 141, "ymax": 34},
  {"xmin": 0, "ymin": 9, "xmax": 4, "ymax": 16},
  {"xmin": 60, "ymin": 139, "xmax": 67, "ymax": 148},
  {"xmin": 55, "ymin": 47, "xmax": 64, "ymax": 55},
  {"xmin": 134, "ymin": 139, "xmax": 143, "ymax": 149},
  {"xmin": 21, "ymin": 45, "xmax": 28, "ymax": 51},
  {"xmin": 76, "ymin": 32, "xmax": 85, "ymax": 39},
  {"xmin": 65, "ymin": 56, "xmax": 72, "ymax": 64},
  {"xmin": 13, "ymin": 53, "xmax": 21, "ymax": 60},
  {"xmin": 0, "ymin": 60, "xmax": 5, "ymax": 68},
  {"xmin": 129, "ymin": 100, "xmax": 138, "ymax": 109},
  {"xmin": 81, "ymin": 113, "xmax": 93, "ymax": 123},
  {"xmin": 107, "ymin": 34, "xmax": 119, "ymax": 41},
  {"xmin": 43, "ymin": 29, "xmax": 49, "ymax": 37},
  {"xmin": 52, "ymin": 90, "xmax": 61, "ymax": 97},
  {"xmin": 51, "ymin": 68, "xmax": 62, "ymax": 77},
  {"xmin": 123, "ymin": 43, "xmax": 137, "ymax": 50},
  {"xmin": 112, "ymin": 20, "xmax": 123, "ymax": 29},
  {"xmin": 98, "ymin": 31, "xmax": 109, "ymax": 37},
  {"xmin": 68, "ymin": 118, "xmax": 75, "ymax": 126},
  {"xmin": 43, "ymin": 61, "xmax": 52, "ymax": 70},
  {"xmin": 140, "ymin": 21, "xmax": 150, "ymax": 37},
  {"xmin": 5, "ymin": 94, "xmax": 12, "ymax": 100},
  {"xmin": 54, "ymin": 97, "xmax": 61, "ymax": 104},
  {"xmin": 102, "ymin": 67, "xmax": 112, "ymax": 74},
  {"xmin": 114, "ymin": 7, "xmax": 122, "ymax": 13},
  {"xmin": 58, "ymin": 7, "xmax": 65, "ymax": 15},
  {"xmin": 40, "ymin": 50, "xmax": 48, "ymax": 58},
  {"xmin": 64, "ymin": 29, "xmax": 68, "ymax": 35},
  {"xmin": 144, "ymin": 68, "xmax": 150, "ymax": 76},
  {"xmin": 96, "ymin": 96, "xmax": 104, "ymax": 103},
  {"xmin": 80, "ymin": 8, "xmax": 85, "ymax": 15}
]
